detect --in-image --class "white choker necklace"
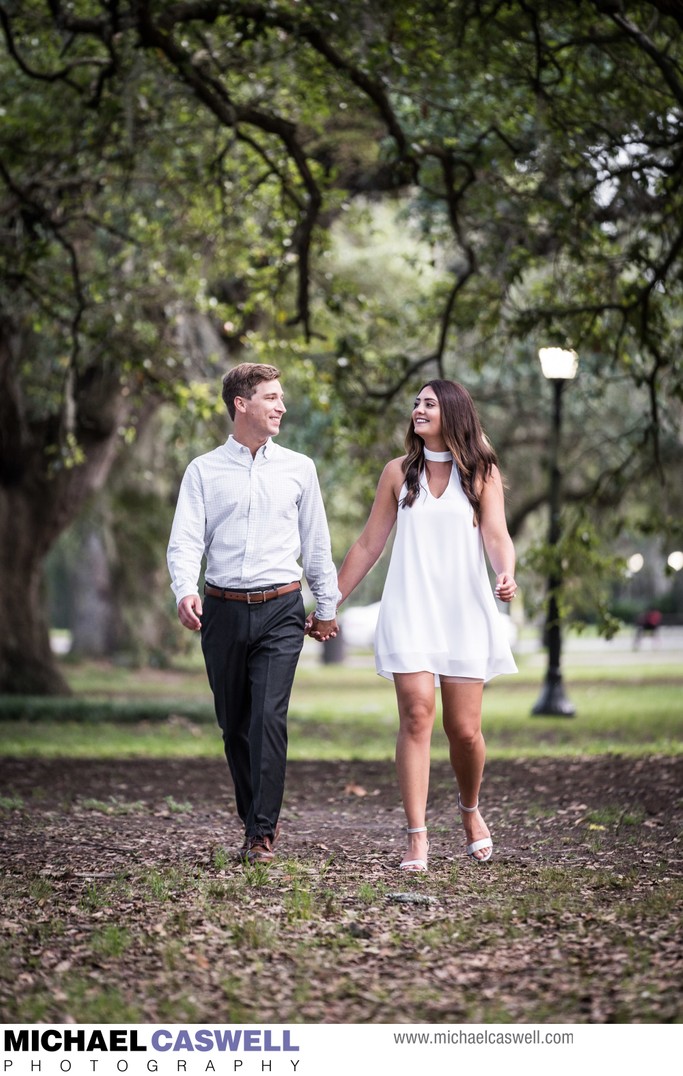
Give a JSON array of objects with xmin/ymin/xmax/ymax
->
[{"xmin": 423, "ymin": 447, "xmax": 453, "ymax": 462}]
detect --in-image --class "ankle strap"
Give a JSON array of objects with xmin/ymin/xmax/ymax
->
[
  {"xmin": 406, "ymin": 826, "xmax": 427, "ymax": 833},
  {"xmin": 458, "ymin": 794, "xmax": 479, "ymax": 813}
]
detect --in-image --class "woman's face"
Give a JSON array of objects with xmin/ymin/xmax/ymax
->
[{"xmin": 412, "ymin": 386, "xmax": 442, "ymax": 440}]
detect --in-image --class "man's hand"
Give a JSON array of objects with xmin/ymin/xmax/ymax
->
[
  {"xmin": 178, "ymin": 594, "xmax": 203, "ymax": 631},
  {"xmin": 304, "ymin": 614, "xmax": 339, "ymax": 642}
]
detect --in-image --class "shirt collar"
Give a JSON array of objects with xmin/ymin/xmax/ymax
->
[{"xmin": 226, "ymin": 434, "xmax": 275, "ymax": 460}]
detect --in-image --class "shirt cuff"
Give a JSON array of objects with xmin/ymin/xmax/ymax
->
[
  {"xmin": 173, "ymin": 586, "xmax": 201, "ymax": 605},
  {"xmin": 314, "ymin": 588, "xmax": 341, "ymax": 621}
]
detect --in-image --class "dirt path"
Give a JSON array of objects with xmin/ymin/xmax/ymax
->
[{"xmin": 1, "ymin": 755, "xmax": 682, "ymax": 1023}]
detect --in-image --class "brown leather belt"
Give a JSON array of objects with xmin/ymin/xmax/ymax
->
[{"xmin": 204, "ymin": 581, "xmax": 301, "ymax": 604}]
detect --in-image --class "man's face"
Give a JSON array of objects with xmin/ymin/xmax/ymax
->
[{"xmin": 236, "ymin": 379, "xmax": 286, "ymax": 439}]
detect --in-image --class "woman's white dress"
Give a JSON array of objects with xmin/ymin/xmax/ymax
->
[{"xmin": 374, "ymin": 465, "xmax": 517, "ymax": 683}]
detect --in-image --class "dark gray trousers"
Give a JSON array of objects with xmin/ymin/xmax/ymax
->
[{"xmin": 200, "ymin": 588, "xmax": 305, "ymax": 839}]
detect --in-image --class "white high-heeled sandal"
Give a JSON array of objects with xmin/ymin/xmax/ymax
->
[
  {"xmin": 458, "ymin": 794, "xmax": 493, "ymax": 863},
  {"xmin": 400, "ymin": 826, "xmax": 429, "ymax": 872}
]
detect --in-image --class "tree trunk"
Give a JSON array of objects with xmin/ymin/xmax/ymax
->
[
  {"xmin": 0, "ymin": 317, "xmax": 148, "ymax": 694},
  {"xmin": 69, "ymin": 526, "xmax": 120, "ymax": 658},
  {"xmin": 0, "ymin": 428, "xmax": 134, "ymax": 693},
  {"xmin": 0, "ymin": 486, "xmax": 71, "ymax": 694}
]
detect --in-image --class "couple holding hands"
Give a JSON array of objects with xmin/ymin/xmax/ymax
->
[{"xmin": 167, "ymin": 363, "xmax": 517, "ymax": 869}]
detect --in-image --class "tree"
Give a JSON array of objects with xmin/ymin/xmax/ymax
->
[
  {"xmin": 0, "ymin": 10, "xmax": 229, "ymax": 689},
  {"xmin": 1, "ymin": 0, "xmax": 682, "ymax": 691}
]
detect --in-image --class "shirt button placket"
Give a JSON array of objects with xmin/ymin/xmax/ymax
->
[{"xmin": 242, "ymin": 453, "xmax": 261, "ymax": 580}]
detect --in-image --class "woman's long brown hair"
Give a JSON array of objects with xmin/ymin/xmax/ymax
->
[{"xmin": 401, "ymin": 380, "xmax": 498, "ymax": 524}]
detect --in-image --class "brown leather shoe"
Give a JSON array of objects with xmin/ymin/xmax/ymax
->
[
  {"xmin": 239, "ymin": 822, "xmax": 281, "ymax": 865},
  {"xmin": 244, "ymin": 834, "xmax": 275, "ymax": 865}
]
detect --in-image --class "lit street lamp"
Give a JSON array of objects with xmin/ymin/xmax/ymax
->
[
  {"xmin": 532, "ymin": 347, "xmax": 579, "ymax": 717},
  {"xmin": 668, "ymin": 551, "xmax": 683, "ymax": 572},
  {"xmin": 627, "ymin": 553, "xmax": 644, "ymax": 576}
]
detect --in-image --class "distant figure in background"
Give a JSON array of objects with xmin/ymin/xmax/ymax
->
[
  {"xmin": 633, "ymin": 609, "xmax": 662, "ymax": 650},
  {"xmin": 334, "ymin": 380, "xmax": 517, "ymax": 872}
]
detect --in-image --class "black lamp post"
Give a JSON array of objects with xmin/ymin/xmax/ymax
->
[{"xmin": 532, "ymin": 347, "xmax": 578, "ymax": 718}]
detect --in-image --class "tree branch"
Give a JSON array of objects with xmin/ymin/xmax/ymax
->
[
  {"xmin": 608, "ymin": 10, "xmax": 683, "ymax": 106},
  {"xmin": 158, "ymin": 1, "xmax": 414, "ymax": 164},
  {"xmin": 0, "ymin": 6, "xmax": 81, "ymax": 87},
  {"xmin": 133, "ymin": 4, "xmax": 324, "ymax": 336},
  {"xmin": 0, "ymin": 314, "xmax": 27, "ymax": 486}
]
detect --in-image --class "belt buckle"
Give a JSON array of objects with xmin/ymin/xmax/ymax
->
[{"xmin": 246, "ymin": 589, "xmax": 266, "ymax": 604}]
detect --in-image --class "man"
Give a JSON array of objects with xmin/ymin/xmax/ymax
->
[{"xmin": 167, "ymin": 363, "xmax": 339, "ymax": 865}]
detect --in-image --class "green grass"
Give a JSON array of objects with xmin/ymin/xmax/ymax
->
[
  {"xmin": 91, "ymin": 925, "xmax": 133, "ymax": 958},
  {"xmin": 0, "ymin": 697, "xmax": 214, "ymax": 722},
  {"xmin": 77, "ymin": 796, "xmax": 147, "ymax": 814},
  {"xmin": 0, "ymin": 720, "xmax": 221, "ymax": 758},
  {"xmin": 0, "ymin": 793, "xmax": 25, "ymax": 809},
  {"xmin": 0, "ymin": 652, "xmax": 681, "ymax": 760}
]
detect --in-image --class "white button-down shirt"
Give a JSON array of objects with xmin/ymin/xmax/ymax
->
[{"xmin": 167, "ymin": 435, "xmax": 340, "ymax": 619}]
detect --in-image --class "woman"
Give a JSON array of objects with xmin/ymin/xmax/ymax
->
[{"xmin": 336, "ymin": 380, "xmax": 517, "ymax": 870}]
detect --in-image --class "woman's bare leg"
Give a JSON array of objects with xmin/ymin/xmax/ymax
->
[
  {"xmin": 393, "ymin": 671, "xmax": 436, "ymax": 866},
  {"xmin": 440, "ymin": 679, "xmax": 491, "ymax": 859}
]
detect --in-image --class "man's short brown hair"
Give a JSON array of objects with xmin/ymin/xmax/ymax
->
[{"xmin": 222, "ymin": 363, "xmax": 281, "ymax": 420}]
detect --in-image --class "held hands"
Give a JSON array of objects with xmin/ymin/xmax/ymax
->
[
  {"xmin": 178, "ymin": 594, "xmax": 203, "ymax": 631},
  {"xmin": 494, "ymin": 573, "xmax": 518, "ymax": 603},
  {"xmin": 179, "ymin": 595, "xmax": 340, "ymax": 639},
  {"xmin": 304, "ymin": 614, "xmax": 339, "ymax": 642}
]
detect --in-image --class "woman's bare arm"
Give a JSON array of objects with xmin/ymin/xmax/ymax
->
[
  {"xmin": 478, "ymin": 465, "xmax": 517, "ymax": 602},
  {"xmin": 337, "ymin": 458, "xmax": 404, "ymax": 605}
]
